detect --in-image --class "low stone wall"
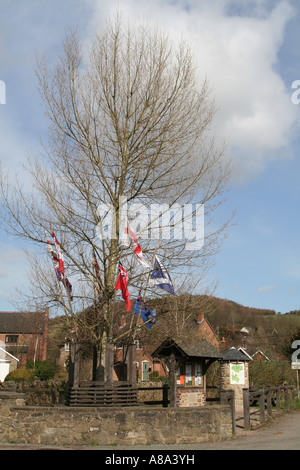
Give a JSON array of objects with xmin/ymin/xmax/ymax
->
[
  {"xmin": 0, "ymin": 392, "xmax": 232, "ymax": 446},
  {"xmin": 137, "ymin": 381, "xmax": 165, "ymax": 403}
]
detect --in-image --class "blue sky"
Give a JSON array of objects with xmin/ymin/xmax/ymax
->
[{"xmin": 1, "ymin": 0, "xmax": 300, "ymax": 314}]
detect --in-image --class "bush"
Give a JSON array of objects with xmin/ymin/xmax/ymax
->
[
  {"xmin": 26, "ymin": 361, "xmax": 57, "ymax": 381},
  {"xmin": 5, "ymin": 368, "xmax": 34, "ymax": 383},
  {"xmin": 249, "ymin": 360, "xmax": 296, "ymax": 387},
  {"xmin": 149, "ymin": 371, "xmax": 160, "ymax": 381}
]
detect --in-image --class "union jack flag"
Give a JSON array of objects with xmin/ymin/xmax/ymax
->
[{"xmin": 45, "ymin": 229, "xmax": 73, "ymax": 301}]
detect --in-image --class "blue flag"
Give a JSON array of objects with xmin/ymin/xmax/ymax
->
[
  {"xmin": 150, "ymin": 256, "xmax": 175, "ymax": 294},
  {"xmin": 134, "ymin": 297, "xmax": 156, "ymax": 329}
]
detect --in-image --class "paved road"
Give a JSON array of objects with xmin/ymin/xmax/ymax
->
[
  {"xmin": 199, "ymin": 409, "xmax": 300, "ymax": 450},
  {"xmin": 1, "ymin": 410, "xmax": 300, "ymax": 451}
]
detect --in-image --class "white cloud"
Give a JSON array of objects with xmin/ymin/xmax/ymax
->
[
  {"xmin": 88, "ymin": 0, "xmax": 298, "ymax": 184},
  {"xmin": 257, "ymin": 284, "xmax": 277, "ymax": 293}
]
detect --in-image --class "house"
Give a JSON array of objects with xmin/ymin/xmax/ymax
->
[
  {"xmin": 0, "ymin": 309, "xmax": 49, "ymax": 367},
  {"xmin": 113, "ymin": 341, "xmax": 167, "ymax": 382},
  {"xmin": 251, "ymin": 350, "xmax": 270, "ymax": 362}
]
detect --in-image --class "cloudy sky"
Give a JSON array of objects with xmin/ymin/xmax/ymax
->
[{"xmin": 1, "ymin": 0, "xmax": 300, "ymax": 313}]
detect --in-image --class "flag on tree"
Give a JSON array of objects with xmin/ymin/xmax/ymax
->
[
  {"xmin": 149, "ymin": 256, "xmax": 175, "ymax": 294},
  {"xmin": 115, "ymin": 260, "xmax": 131, "ymax": 311},
  {"xmin": 121, "ymin": 220, "xmax": 150, "ymax": 268},
  {"xmin": 45, "ymin": 230, "xmax": 73, "ymax": 301},
  {"xmin": 133, "ymin": 297, "xmax": 156, "ymax": 329}
]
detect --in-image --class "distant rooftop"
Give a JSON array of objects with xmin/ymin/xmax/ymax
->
[
  {"xmin": 222, "ymin": 347, "xmax": 251, "ymax": 362},
  {"xmin": 0, "ymin": 311, "xmax": 47, "ymax": 335}
]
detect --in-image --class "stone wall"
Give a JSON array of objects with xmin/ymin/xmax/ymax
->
[{"xmin": 0, "ymin": 391, "xmax": 232, "ymax": 446}]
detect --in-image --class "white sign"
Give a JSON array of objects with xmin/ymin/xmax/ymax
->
[
  {"xmin": 230, "ymin": 363, "xmax": 245, "ymax": 385},
  {"xmin": 291, "ymin": 362, "xmax": 300, "ymax": 370}
]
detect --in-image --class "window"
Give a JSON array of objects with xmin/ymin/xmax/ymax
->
[
  {"xmin": 5, "ymin": 335, "xmax": 18, "ymax": 344},
  {"xmin": 177, "ymin": 362, "xmax": 203, "ymax": 387},
  {"xmin": 185, "ymin": 364, "xmax": 193, "ymax": 386},
  {"xmin": 176, "ymin": 365, "xmax": 184, "ymax": 385},
  {"xmin": 64, "ymin": 343, "xmax": 70, "ymax": 352},
  {"xmin": 195, "ymin": 363, "xmax": 202, "ymax": 386}
]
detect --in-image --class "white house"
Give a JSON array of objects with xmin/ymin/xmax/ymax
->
[{"xmin": 0, "ymin": 346, "xmax": 19, "ymax": 382}]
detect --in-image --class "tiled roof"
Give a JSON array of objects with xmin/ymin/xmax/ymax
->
[
  {"xmin": 0, "ymin": 311, "xmax": 47, "ymax": 334},
  {"xmin": 152, "ymin": 337, "xmax": 223, "ymax": 360},
  {"xmin": 222, "ymin": 347, "xmax": 251, "ymax": 362}
]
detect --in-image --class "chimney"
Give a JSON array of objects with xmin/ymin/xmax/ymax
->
[
  {"xmin": 197, "ymin": 311, "xmax": 204, "ymax": 324},
  {"xmin": 221, "ymin": 337, "xmax": 226, "ymax": 348}
]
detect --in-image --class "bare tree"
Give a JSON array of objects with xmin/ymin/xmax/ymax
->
[{"xmin": 0, "ymin": 14, "xmax": 230, "ymax": 378}]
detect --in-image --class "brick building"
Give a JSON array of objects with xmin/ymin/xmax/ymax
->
[{"xmin": 0, "ymin": 309, "xmax": 49, "ymax": 367}]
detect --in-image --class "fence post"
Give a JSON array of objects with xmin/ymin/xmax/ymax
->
[
  {"xmin": 105, "ymin": 342, "xmax": 114, "ymax": 387},
  {"xmin": 266, "ymin": 388, "xmax": 272, "ymax": 417},
  {"xmin": 162, "ymin": 384, "xmax": 169, "ymax": 408},
  {"xmin": 220, "ymin": 390, "xmax": 236, "ymax": 434},
  {"xmin": 291, "ymin": 386, "xmax": 295, "ymax": 407},
  {"xmin": 284, "ymin": 387, "xmax": 289, "ymax": 410},
  {"xmin": 243, "ymin": 388, "xmax": 250, "ymax": 431},
  {"xmin": 128, "ymin": 342, "xmax": 137, "ymax": 387},
  {"xmin": 276, "ymin": 387, "xmax": 281, "ymax": 412},
  {"xmin": 259, "ymin": 389, "xmax": 265, "ymax": 423},
  {"xmin": 169, "ymin": 354, "xmax": 177, "ymax": 408},
  {"xmin": 69, "ymin": 342, "xmax": 82, "ymax": 388}
]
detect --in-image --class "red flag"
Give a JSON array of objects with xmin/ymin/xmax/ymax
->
[
  {"xmin": 121, "ymin": 221, "xmax": 150, "ymax": 268},
  {"xmin": 114, "ymin": 261, "xmax": 131, "ymax": 311}
]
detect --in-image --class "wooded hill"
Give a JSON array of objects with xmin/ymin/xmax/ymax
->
[{"xmin": 199, "ymin": 295, "xmax": 300, "ymax": 360}]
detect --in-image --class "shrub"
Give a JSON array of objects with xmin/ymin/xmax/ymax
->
[
  {"xmin": 5, "ymin": 368, "xmax": 34, "ymax": 382},
  {"xmin": 26, "ymin": 361, "xmax": 57, "ymax": 381},
  {"xmin": 149, "ymin": 371, "xmax": 160, "ymax": 381}
]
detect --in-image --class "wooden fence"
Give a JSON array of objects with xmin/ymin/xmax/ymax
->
[
  {"xmin": 66, "ymin": 382, "xmax": 170, "ymax": 407},
  {"xmin": 66, "ymin": 381, "xmax": 137, "ymax": 407},
  {"xmin": 242, "ymin": 385, "xmax": 295, "ymax": 430}
]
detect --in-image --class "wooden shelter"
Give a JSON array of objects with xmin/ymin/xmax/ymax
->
[{"xmin": 152, "ymin": 337, "xmax": 222, "ymax": 407}]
